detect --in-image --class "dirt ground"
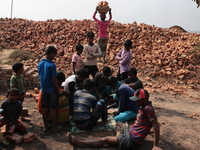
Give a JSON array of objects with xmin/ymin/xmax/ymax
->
[
  {"xmin": 0, "ymin": 49, "xmax": 15, "ymax": 64},
  {"xmin": 0, "ymin": 89, "xmax": 200, "ymax": 150},
  {"xmin": 0, "ymin": 49, "xmax": 200, "ymax": 150}
]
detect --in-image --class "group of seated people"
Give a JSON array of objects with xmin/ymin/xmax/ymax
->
[
  {"xmin": 64, "ymin": 67, "xmax": 162, "ymax": 150},
  {"xmin": 0, "ymin": 64, "xmax": 162, "ymax": 149},
  {"xmin": 39, "ymin": 66, "xmax": 144, "ymax": 130}
]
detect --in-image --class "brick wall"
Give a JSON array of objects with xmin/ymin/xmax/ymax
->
[{"xmin": 0, "ymin": 65, "xmax": 40, "ymax": 91}]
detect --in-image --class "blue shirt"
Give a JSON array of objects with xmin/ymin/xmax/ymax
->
[
  {"xmin": 117, "ymin": 84, "xmax": 140, "ymax": 113},
  {"xmin": 38, "ymin": 59, "xmax": 57, "ymax": 93}
]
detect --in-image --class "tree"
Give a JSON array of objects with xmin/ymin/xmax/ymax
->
[{"xmin": 193, "ymin": 0, "xmax": 200, "ymax": 8}]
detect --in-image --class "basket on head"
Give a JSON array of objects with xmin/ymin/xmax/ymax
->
[{"xmin": 97, "ymin": 7, "xmax": 111, "ymax": 14}]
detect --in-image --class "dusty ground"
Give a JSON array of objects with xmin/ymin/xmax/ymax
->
[
  {"xmin": 0, "ymin": 49, "xmax": 200, "ymax": 150},
  {"xmin": 0, "ymin": 89, "xmax": 200, "ymax": 150},
  {"xmin": 0, "ymin": 49, "xmax": 15, "ymax": 64}
]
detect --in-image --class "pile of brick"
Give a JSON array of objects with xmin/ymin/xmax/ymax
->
[
  {"xmin": 4, "ymin": 132, "xmax": 37, "ymax": 144},
  {"xmin": 0, "ymin": 18, "xmax": 200, "ymax": 86},
  {"xmin": 0, "ymin": 64, "xmax": 39, "ymax": 90}
]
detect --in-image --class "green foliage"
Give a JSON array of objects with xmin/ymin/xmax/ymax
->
[
  {"xmin": 193, "ymin": 0, "xmax": 200, "ymax": 8},
  {"xmin": 6, "ymin": 49, "xmax": 33, "ymax": 65}
]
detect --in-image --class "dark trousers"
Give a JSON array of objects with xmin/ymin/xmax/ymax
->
[
  {"xmin": 117, "ymin": 67, "xmax": 128, "ymax": 81},
  {"xmin": 85, "ymin": 65, "xmax": 98, "ymax": 78},
  {"xmin": 76, "ymin": 101, "xmax": 107, "ymax": 130}
]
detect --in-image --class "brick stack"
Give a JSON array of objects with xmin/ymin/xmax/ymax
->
[
  {"xmin": 0, "ymin": 64, "xmax": 40, "ymax": 91},
  {"xmin": 0, "ymin": 18, "xmax": 200, "ymax": 86}
]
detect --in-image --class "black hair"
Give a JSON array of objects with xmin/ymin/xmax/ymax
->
[
  {"xmin": 57, "ymin": 71, "xmax": 66, "ymax": 82},
  {"xmin": 77, "ymin": 68, "xmax": 89, "ymax": 78},
  {"xmin": 76, "ymin": 44, "xmax": 83, "ymax": 51},
  {"xmin": 106, "ymin": 76, "xmax": 117, "ymax": 85},
  {"xmin": 124, "ymin": 39, "xmax": 132, "ymax": 49},
  {"xmin": 83, "ymin": 78, "xmax": 94, "ymax": 90},
  {"xmin": 128, "ymin": 68, "xmax": 137, "ymax": 76},
  {"xmin": 87, "ymin": 31, "xmax": 95, "ymax": 37},
  {"xmin": 12, "ymin": 62, "xmax": 23, "ymax": 73},
  {"xmin": 7, "ymin": 88, "xmax": 19, "ymax": 96},
  {"xmin": 103, "ymin": 66, "xmax": 111, "ymax": 76},
  {"xmin": 45, "ymin": 46, "xmax": 57, "ymax": 55}
]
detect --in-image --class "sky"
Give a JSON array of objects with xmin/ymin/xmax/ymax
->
[{"xmin": 0, "ymin": 0, "xmax": 200, "ymax": 32}]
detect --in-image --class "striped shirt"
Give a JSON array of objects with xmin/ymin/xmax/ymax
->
[
  {"xmin": 73, "ymin": 89, "xmax": 97, "ymax": 123},
  {"xmin": 129, "ymin": 104, "xmax": 157, "ymax": 145},
  {"xmin": 1, "ymin": 99, "xmax": 22, "ymax": 124}
]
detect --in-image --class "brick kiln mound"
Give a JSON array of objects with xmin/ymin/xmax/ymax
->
[{"xmin": 0, "ymin": 18, "xmax": 200, "ymax": 92}]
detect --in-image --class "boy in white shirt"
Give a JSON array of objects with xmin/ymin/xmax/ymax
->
[{"xmin": 83, "ymin": 31, "xmax": 102, "ymax": 78}]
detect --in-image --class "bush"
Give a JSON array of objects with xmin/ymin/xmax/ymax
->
[{"xmin": 6, "ymin": 49, "xmax": 33, "ymax": 64}]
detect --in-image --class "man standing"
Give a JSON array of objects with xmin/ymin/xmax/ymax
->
[{"xmin": 38, "ymin": 46, "xmax": 62, "ymax": 132}]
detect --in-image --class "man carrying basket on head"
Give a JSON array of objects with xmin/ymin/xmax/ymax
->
[{"xmin": 93, "ymin": 1, "xmax": 112, "ymax": 63}]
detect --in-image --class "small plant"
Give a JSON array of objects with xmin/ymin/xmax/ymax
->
[{"xmin": 5, "ymin": 49, "xmax": 33, "ymax": 65}]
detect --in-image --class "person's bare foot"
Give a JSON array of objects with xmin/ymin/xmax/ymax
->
[
  {"xmin": 43, "ymin": 125, "xmax": 50, "ymax": 132},
  {"xmin": 53, "ymin": 126, "xmax": 62, "ymax": 132},
  {"xmin": 67, "ymin": 132, "xmax": 78, "ymax": 146}
]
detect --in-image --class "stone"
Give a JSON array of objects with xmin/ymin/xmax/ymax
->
[{"xmin": 5, "ymin": 133, "xmax": 23, "ymax": 144}]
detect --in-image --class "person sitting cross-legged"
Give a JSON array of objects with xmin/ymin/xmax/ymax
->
[
  {"xmin": 72, "ymin": 78, "xmax": 107, "ymax": 130},
  {"xmin": 93, "ymin": 66, "xmax": 113, "ymax": 100},
  {"xmin": 0, "ymin": 88, "xmax": 26, "ymax": 134},
  {"xmin": 122, "ymin": 67, "xmax": 144, "ymax": 91},
  {"xmin": 107, "ymin": 76, "xmax": 139, "ymax": 123},
  {"xmin": 61, "ymin": 68, "xmax": 88, "ymax": 112},
  {"xmin": 67, "ymin": 89, "xmax": 162, "ymax": 150}
]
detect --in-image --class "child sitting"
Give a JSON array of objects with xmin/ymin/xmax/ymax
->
[
  {"xmin": 67, "ymin": 89, "xmax": 162, "ymax": 150},
  {"xmin": 0, "ymin": 88, "xmax": 26, "ymax": 133},
  {"xmin": 73, "ymin": 78, "xmax": 107, "ymax": 130},
  {"xmin": 122, "ymin": 67, "xmax": 144, "ymax": 91},
  {"xmin": 56, "ymin": 71, "xmax": 71, "ymax": 123}
]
